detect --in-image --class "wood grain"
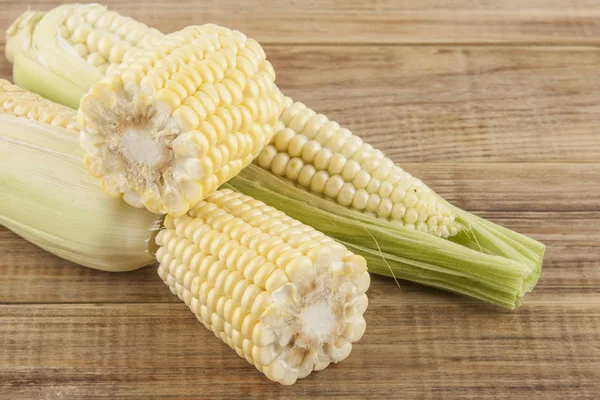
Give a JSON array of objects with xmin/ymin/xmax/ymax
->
[
  {"xmin": 267, "ymin": 45, "xmax": 600, "ymax": 163},
  {"xmin": 1, "ymin": 0, "xmax": 600, "ymax": 44},
  {"xmin": 2, "ymin": 43, "xmax": 599, "ymax": 162},
  {"xmin": 0, "ymin": 299, "xmax": 598, "ymax": 399},
  {"xmin": 1, "ymin": 0, "xmax": 599, "ymax": 399}
]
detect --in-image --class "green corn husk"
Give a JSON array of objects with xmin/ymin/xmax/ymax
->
[
  {"xmin": 226, "ymin": 165, "xmax": 544, "ymax": 309},
  {"xmin": 0, "ymin": 112, "xmax": 160, "ymax": 271},
  {"xmin": 6, "ymin": 9, "xmax": 102, "ymax": 110}
]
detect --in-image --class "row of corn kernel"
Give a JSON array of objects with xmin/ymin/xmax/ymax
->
[
  {"xmin": 256, "ymin": 97, "xmax": 461, "ymax": 237},
  {"xmin": 59, "ymin": 4, "xmax": 162, "ymax": 74},
  {"xmin": 0, "ymin": 79, "xmax": 76, "ymax": 128}
]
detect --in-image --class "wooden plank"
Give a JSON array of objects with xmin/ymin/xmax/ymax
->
[
  {"xmin": 0, "ymin": 301, "xmax": 598, "ymax": 399},
  {"xmin": 2, "ymin": 208, "xmax": 598, "ymax": 304},
  {"xmin": 483, "ymin": 211, "xmax": 600, "ymax": 246},
  {"xmin": 0, "ymin": 228, "xmax": 169, "ymax": 304},
  {"xmin": 1, "ymin": 0, "xmax": 599, "ymax": 44},
  {"xmin": 265, "ymin": 45, "xmax": 600, "ymax": 163},
  {"xmin": 402, "ymin": 163, "xmax": 600, "ymax": 213},
  {"xmin": 2, "ymin": 44, "xmax": 599, "ymax": 162},
  {"xmin": 0, "ymin": 2, "xmax": 598, "ymax": 398}
]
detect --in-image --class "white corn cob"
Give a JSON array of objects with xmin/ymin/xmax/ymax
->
[
  {"xmin": 0, "ymin": 79, "xmax": 77, "ymax": 128},
  {"xmin": 77, "ymin": 24, "xmax": 283, "ymax": 216},
  {"xmin": 55, "ymin": 3, "xmax": 163, "ymax": 75},
  {"xmin": 156, "ymin": 188, "xmax": 369, "ymax": 385},
  {"xmin": 5, "ymin": 5, "xmax": 163, "ymax": 110},
  {"xmin": 258, "ymin": 97, "xmax": 461, "ymax": 237},
  {"xmin": 5, "ymin": 4, "xmax": 162, "ymax": 74}
]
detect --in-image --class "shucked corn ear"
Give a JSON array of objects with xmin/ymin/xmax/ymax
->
[
  {"xmin": 0, "ymin": 80, "xmax": 369, "ymax": 384},
  {"xmin": 4, "ymin": 5, "xmax": 162, "ymax": 73},
  {"xmin": 6, "ymin": 4, "xmax": 459, "ymax": 237},
  {"xmin": 0, "ymin": 78, "xmax": 77, "ymax": 128},
  {"xmin": 157, "ymin": 189, "xmax": 369, "ymax": 385},
  {"xmin": 259, "ymin": 97, "xmax": 460, "ymax": 237},
  {"xmin": 79, "ymin": 24, "xmax": 283, "ymax": 216}
]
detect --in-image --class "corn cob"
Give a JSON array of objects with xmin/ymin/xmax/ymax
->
[
  {"xmin": 0, "ymin": 79, "xmax": 77, "ymax": 128},
  {"xmin": 0, "ymin": 79, "xmax": 370, "ymax": 383},
  {"xmin": 77, "ymin": 24, "xmax": 283, "ymax": 216},
  {"xmin": 5, "ymin": 4, "xmax": 162, "ymax": 74},
  {"xmin": 5, "ymin": 4, "xmax": 459, "ymax": 237},
  {"xmin": 260, "ymin": 97, "xmax": 460, "ymax": 237},
  {"xmin": 156, "ymin": 189, "xmax": 369, "ymax": 384}
]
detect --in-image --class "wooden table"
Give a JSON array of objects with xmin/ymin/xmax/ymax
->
[{"xmin": 1, "ymin": 1, "xmax": 599, "ymax": 398}]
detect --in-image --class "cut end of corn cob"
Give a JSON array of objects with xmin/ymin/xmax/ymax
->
[
  {"xmin": 5, "ymin": 10, "xmax": 45, "ymax": 63},
  {"xmin": 256, "ymin": 96, "xmax": 462, "ymax": 237},
  {"xmin": 155, "ymin": 189, "xmax": 369, "ymax": 385},
  {"xmin": 78, "ymin": 24, "xmax": 284, "ymax": 216}
]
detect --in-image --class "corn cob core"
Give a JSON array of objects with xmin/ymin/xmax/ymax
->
[
  {"xmin": 77, "ymin": 24, "xmax": 284, "ymax": 216},
  {"xmin": 155, "ymin": 189, "xmax": 369, "ymax": 385}
]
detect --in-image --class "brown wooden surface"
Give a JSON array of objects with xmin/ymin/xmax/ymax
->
[{"xmin": 1, "ymin": 1, "xmax": 599, "ymax": 398}]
